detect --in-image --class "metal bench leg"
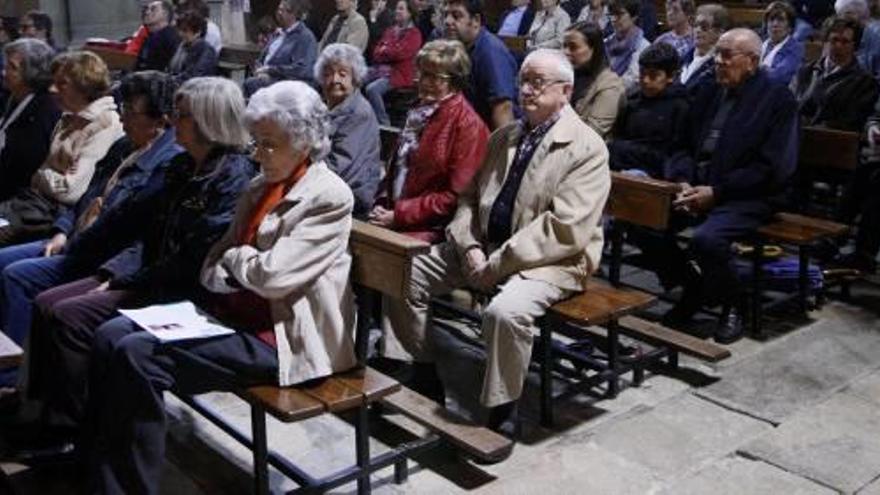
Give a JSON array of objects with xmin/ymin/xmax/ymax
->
[
  {"xmin": 394, "ymin": 457, "xmax": 408, "ymax": 484},
  {"xmin": 798, "ymin": 246, "xmax": 810, "ymax": 313},
  {"xmin": 355, "ymin": 406, "xmax": 371, "ymax": 495},
  {"xmin": 540, "ymin": 321, "xmax": 554, "ymax": 428},
  {"xmin": 751, "ymin": 238, "xmax": 764, "ymax": 338},
  {"xmin": 667, "ymin": 350, "xmax": 679, "ymax": 371},
  {"xmin": 251, "ymin": 404, "xmax": 270, "ymax": 495},
  {"xmin": 607, "ymin": 320, "xmax": 620, "ymax": 398}
]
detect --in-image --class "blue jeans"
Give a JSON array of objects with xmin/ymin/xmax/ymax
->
[
  {"xmin": 365, "ymin": 77, "xmax": 392, "ymax": 125},
  {"xmin": 0, "ymin": 251, "xmax": 87, "ymax": 386}
]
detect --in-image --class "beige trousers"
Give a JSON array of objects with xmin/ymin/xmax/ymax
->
[{"xmin": 384, "ymin": 243, "xmax": 570, "ymax": 407}]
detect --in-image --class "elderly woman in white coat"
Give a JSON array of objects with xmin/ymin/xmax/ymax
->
[{"xmin": 81, "ymin": 80, "xmax": 357, "ymax": 494}]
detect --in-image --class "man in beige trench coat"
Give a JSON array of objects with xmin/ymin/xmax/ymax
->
[{"xmin": 385, "ymin": 47, "xmax": 611, "ymax": 435}]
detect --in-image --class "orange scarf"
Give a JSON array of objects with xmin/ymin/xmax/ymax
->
[{"xmin": 239, "ymin": 158, "xmax": 309, "ymax": 246}]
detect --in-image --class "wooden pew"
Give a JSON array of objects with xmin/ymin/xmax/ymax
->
[
  {"xmin": 217, "ymin": 43, "xmax": 261, "ymax": 82},
  {"xmin": 500, "ymin": 35, "xmax": 528, "ymax": 57},
  {"xmin": 727, "ymin": 6, "xmax": 765, "ymax": 28},
  {"xmin": 183, "ymin": 220, "xmax": 513, "ymax": 495},
  {"xmin": 83, "ymin": 45, "xmax": 137, "ymax": 72}
]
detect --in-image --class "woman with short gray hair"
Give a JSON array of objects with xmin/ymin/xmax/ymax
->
[
  {"xmin": 0, "ymin": 38, "xmax": 60, "ymax": 201},
  {"xmin": 315, "ymin": 43, "xmax": 382, "ymax": 216}
]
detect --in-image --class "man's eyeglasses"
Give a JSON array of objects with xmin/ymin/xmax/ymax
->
[
  {"xmin": 714, "ymin": 48, "xmax": 748, "ymax": 62},
  {"xmin": 249, "ymin": 139, "xmax": 277, "ymax": 155},
  {"xmin": 518, "ymin": 76, "xmax": 567, "ymax": 94}
]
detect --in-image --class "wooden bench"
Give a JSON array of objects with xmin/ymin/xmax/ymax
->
[
  {"xmin": 217, "ymin": 43, "xmax": 261, "ymax": 82},
  {"xmin": 182, "ymin": 220, "xmax": 513, "ymax": 495},
  {"xmin": 725, "ymin": 6, "xmax": 765, "ymax": 28},
  {"xmin": 750, "ymin": 127, "xmax": 857, "ymax": 333},
  {"xmin": 0, "ymin": 331, "xmax": 23, "ymax": 370},
  {"xmin": 83, "ymin": 45, "xmax": 137, "ymax": 72},
  {"xmin": 500, "ymin": 35, "xmax": 528, "ymax": 57}
]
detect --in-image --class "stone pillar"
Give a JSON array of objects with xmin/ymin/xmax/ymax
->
[{"xmin": 212, "ymin": 0, "xmax": 246, "ymax": 45}]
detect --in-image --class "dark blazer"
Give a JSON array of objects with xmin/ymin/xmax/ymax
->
[
  {"xmin": 792, "ymin": 57, "xmax": 880, "ymax": 132},
  {"xmin": 762, "ymin": 36, "xmax": 804, "ymax": 86},
  {"xmin": 169, "ymin": 38, "xmax": 218, "ymax": 84},
  {"xmin": 680, "ymin": 48, "xmax": 716, "ymax": 99},
  {"xmin": 0, "ymin": 91, "xmax": 61, "ymax": 202},
  {"xmin": 66, "ymin": 149, "xmax": 255, "ymax": 303},
  {"xmin": 497, "ymin": 6, "xmax": 536, "ymax": 36},
  {"xmin": 136, "ymin": 24, "xmax": 181, "ymax": 71},
  {"xmin": 327, "ymin": 92, "xmax": 382, "ymax": 217},
  {"xmin": 665, "ymin": 71, "xmax": 799, "ymax": 205},
  {"xmin": 259, "ymin": 22, "xmax": 318, "ymax": 83}
]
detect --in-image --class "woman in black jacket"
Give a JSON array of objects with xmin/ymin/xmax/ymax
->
[{"xmin": 167, "ymin": 10, "xmax": 218, "ymax": 85}]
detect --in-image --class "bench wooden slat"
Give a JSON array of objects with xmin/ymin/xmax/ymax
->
[
  {"xmin": 334, "ymin": 367, "xmax": 401, "ymax": 402},
  {"xmin": 618, "ymin": 316, "xmax": 732, "ymax": 361},
  {"xmin": 241, "ymin": 386, "xmax": 326, "ymax": 422},
  {"xmin": 499, "ymin": 35, "xmax": 527, "ymax": 55},
  {"xmin": 0, "ymin": 331, "xmax": 22, "ymax": 370},
  {"xmin": 609, "ymin": 172, "xmax": 680, "ymax": 230},
  {"xmin": 775, "ymin": 212, "xmax": 849, "ymax": 236},
  {"xmin": 800, "ymin": 126, "xmax": 860, "ymax": 171},
  {"xmin": 381, "ymin": 386, "xmax": 514, "ymax": 463},
  {"xmin": 549, "ymin": 281, "xmax": 656, "ymax": 327},
  {"xmin": 758, "ymin": 213, "xmax": 849, "ymax": 245},
  {"xmin": 218, "ymin": 43, "xmax": 261, "ymax": 66},
  {"xmin": 299, "ymin": 377, "xmax": 365, "ymax": 413},
  {"xmin": 84, "ymin": 45, "xmax": 137, "ymax": 71}
]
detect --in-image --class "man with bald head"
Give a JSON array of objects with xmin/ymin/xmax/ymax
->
[
  {"xmin": 385, "ymin": 48, "xmax": 610, "ymax": 437},
  {"xmin": 655, "ymin": 28, "xmax": 798, "ymax": 343}
]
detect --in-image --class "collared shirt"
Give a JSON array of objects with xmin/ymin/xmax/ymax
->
[
  {"xmin": 487, "ymin": 112, "xmax": 561, "ymax": 244},
  {"xmin": 681, "ymin": 49, "xmax": 713, "ymax": 84},
  {"xmin": 498, "ymin": 6, "xmax": 528, "ymax": 36},
  {"xmin": 761, "ymin": 35, "xmax": 790, "ymax": 68},
  {"xmin": 264, "ymin": 22, "xmax": 299, "ymax": 63}
]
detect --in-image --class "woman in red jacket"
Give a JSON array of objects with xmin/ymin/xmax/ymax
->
[
  {"xmin": 364, "ymin": 0, "xmax": 423, "ymax": 125},
  {"xmin": 369, "ymin": 39, "xmax": 489, "ymax": 243}
]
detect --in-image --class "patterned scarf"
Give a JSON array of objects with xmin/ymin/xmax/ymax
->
[
  {"xmin": 392, "ymin": 95, "xmax": 450, "ymax": 199},
  {"xmin": 606, "ymin": 26, "xmax": 645, "ymax": 76}
]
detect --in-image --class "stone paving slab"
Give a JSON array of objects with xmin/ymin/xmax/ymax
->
[
  {"xmin": 577, "ymin": 393, "xmax": 772, "ymax": 479},
  {"xmin": 846, "ymin": 369, "xmax": 880, "ymax": 406},
  {"xmin": 695, "ymin": 303, "xmax": 880, "ymax": 424},
  {"xmin": 659, "ymin": 455, "xmax": 838, "ymax": 495},
  {"xmin": 741, "ymin": 391, "xmax": 880, "ymax": 494},
  {"xmin": 859, "ymin": 477, "xmax": 880, "ymax": 495}
]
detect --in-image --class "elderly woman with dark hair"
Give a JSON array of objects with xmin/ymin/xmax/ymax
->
[
  {"xmin": 605, "ymin": 0, "xmax": 650, "ymax": 95},
  {"xmin": 369, "ymin": 39, "xmax": 488, "ymax": 243},
  {"xmin": 0, "ymin": 71, "xmax": 182, "ymax": 395},
  {"xmin": 5, "ymin": 78, "xmax": 254, "ymax": 456},
  {"xmin": 0, "ymin": 51, "xmax": 123, "ymax": 247},
  {"xmin": 0, "ymin": 38, "xmax": 60, "ymax": 202},
  {"xmin": 81, "ymin": 80, "xmax": 356, "ymax": 493},
  {"xmin": 167, "ymin": 9, "xmax": 218, "ymax": 84},
  {"xmin": 760, "ymin": 1, "xmax": 804, "ymax": 86},
  {"xmin": 315, "ymin": 42, "xmax": 382, "ymax": 217},
  {"xmin": 564, "ymin": 21, "xmax": 625, "ymax": 138}
]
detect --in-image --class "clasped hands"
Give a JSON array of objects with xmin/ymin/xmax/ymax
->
[
  {"xmin": 673, "ymin": 183, "xmax": 714, "ymax": 214},
  {"xmin": 464, "ymin": 247, "xmax": 494, "ymax": 291}
]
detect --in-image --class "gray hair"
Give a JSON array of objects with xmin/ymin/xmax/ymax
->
[
  {"xmin": 835, "ymin": 0, "xmax": 870, "ymax": 19},
  {"xmin": 175, "ymin": 77, "xmax": 249, "ymax": 148},
  {"xmin": 244, "ymin": 81, "xmax": 332, "ymax": 161},
  {"xmin": 314, "ymin": 43, "xmax": 369, "ymax": 87},
  {"xmin": 3, "ymin": 38, "xmax": 54, "ymax": 91},
  {"xmin": 522, "ymin": 48, "xmax": 575, "ymax": 84}
]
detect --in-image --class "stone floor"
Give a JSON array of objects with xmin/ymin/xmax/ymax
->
[{"xmin": 4, "ymin": 268, "xmax": 880, "ymax": 495}]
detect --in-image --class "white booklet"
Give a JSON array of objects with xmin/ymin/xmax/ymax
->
[
  {"xmin": 0, "ymin": 218, "xmax": 8, "ymax": 228},
  {"xmin": 120, "ymin": 301, "xmax": 235, "ymax": 343}
]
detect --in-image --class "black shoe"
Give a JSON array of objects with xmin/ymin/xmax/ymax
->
[
  {"xmin": 831, "ymin": 252, "xmax": 877, "ymax": 275},
  {"xmin": 715, "ymin": 306, "xmax": 745, "ymax": 345},
  {"xmin": 4, "ymin": 423, "xmax": 77, "ymax": 464},
  {"xmin": 410, "ymin": 363, "xmax": 445, "ymax": 406},
  {"xmin": 486, "ymin": 401, "xmax": 519, "ymax": 439}
]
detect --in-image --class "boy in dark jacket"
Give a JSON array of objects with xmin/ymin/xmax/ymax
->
[{"xmin": 609, "ymin": 41, "xmax": 689, "ymax": 177}]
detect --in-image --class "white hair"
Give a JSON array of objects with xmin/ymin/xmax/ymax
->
[
  {"xmin": 314, "ymin": 43, "xmax": 369, "ymax": 87},
  {"xmin": 724, "ymin": 27, "xmax": 762, "ymax": 58},
  {"xmin": 522, "ymin": 48, "xmax": 575, "ymax": 84},
  {"xmin": 245, "ymin": 81, "xmax": 332, "ymax": 161},
  {"xmin": 835, "ymin": 0, "xmax": 870, "ymax": 19},
  {"xmin": 176, "ymin": 77, "xmax": 249, "ymax": 148}
]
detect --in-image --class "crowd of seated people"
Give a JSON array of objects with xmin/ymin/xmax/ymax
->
[{"xmin": 0, "ymin": 0, "xmax": 874, "ymax": 491}]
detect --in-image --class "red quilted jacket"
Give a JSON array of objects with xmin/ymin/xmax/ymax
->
[
  {"xmin": 372, "ymin": 25, "xmax": 423, "ymax": 88},
  {"xmin": 382, "ymin": 93, "xmax": 489, "ymax": 243}
]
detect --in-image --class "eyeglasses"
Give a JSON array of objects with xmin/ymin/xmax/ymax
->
[
  {"xmin": 714, "ymin": 48, "xmax": 748, "ymax": 62},
  {"xmin": 414, "ymin": 69, "xmax": 451, "ymax": 83},
  {"xmin": 828, "ymin": 35, "xmax": 855, "ymax": 45},
  {"xmin": 518, "ymin": 76, "xmax": 567, "ymax": 93},
  {"xmin": 249, "ymin": 139, "xmax": 277, "ymax": 155}
]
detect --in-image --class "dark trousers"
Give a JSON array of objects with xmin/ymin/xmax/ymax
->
[
  {"xmin": 85, "ymin": 316, "xmax": 278, "ymax": 495},
  {"xmin": 27, "ymin": 276, "xmax": 134, "ymax": 428},
  {"xmin": 635, "ymin": 200, "xmax": 771, "ymax": 306},
  {"xmin": 840, "ymin": 162, "xmax": 880, "ymax": 257},
  {"xmin": 0, "ymin": 250, "xmax": 89, "ymax": 386}
]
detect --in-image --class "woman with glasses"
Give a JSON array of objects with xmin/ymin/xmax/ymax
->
[
  {"xmin": 369, "ymin": 39, "xmax": 488, "ymax": 243},
  {"xmin": 364, "ymin": 0, "xmax": 423, "ymax": 125},
  {"xmin": 679, "ymin": 3, "xmax": 729, "ymax": 96},
  {"xmin": 4, "ymin": 78, "xmax": 255, "ymax": 457},
  {"xmin": 563, "ymin": 20, "xmax": 625, "ymax": 138},
  {"xmin": 0, "ymin": 71, "xmax": 181, "ymax": 401},
  {"xmin": 604, "ymin": 0, "xmax": 650, "ymax": 95}
]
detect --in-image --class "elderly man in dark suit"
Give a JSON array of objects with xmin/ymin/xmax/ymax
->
[
  {"xmin": 244, "ymin": 0, "xmax": 318, "ymax": 96},
  {"xmin": 656, "ymin": 28, "xmax": 799, "ymax": 343}
]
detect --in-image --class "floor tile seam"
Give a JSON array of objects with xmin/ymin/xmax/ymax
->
[
  {"xmin": 734, "ymin": 449, "xmax": 846, "ymax": 494},
  {"xmin": 688, "ymin": 389, "xmax": 780, "ymax": 427},
  {"xmin": 855, "ymin": 471, "xmax": 880, "ymax": 494}
]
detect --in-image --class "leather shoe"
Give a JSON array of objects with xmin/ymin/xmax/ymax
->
[{"xmin": 715, "ymin": 306, "xmax": 745, "ymax": 345}]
